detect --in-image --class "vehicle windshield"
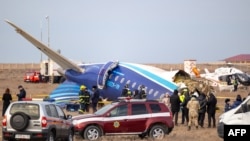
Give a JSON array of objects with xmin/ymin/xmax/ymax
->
[
  {"xmin": 95, "ymin": 103, "xmax": 117, "ymax": 115},
  {"xmin": 26, "ymin": 72, "xmax": 34, "ymax": 76}
]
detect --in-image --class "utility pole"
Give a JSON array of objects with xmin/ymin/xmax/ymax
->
[
  {"xmin": 46, "ymin": 15, "xmax": 50, "ymax": 48},
  {"xmin": 40, "ymin": 20, "xmax": 43, "ymax": 62}
]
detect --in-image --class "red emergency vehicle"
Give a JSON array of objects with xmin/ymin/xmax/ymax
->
[{"xmin": 24, "ymin": 71, "xmax": 41, "ymax": 83}]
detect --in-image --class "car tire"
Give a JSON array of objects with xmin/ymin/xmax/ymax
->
[
  {"xmin": 10, "ymin": 112, "xmax": 30, "ymax": 131},
  {"xmin": 46, "ymin": 131, "xmax": 55, "ymax": 141},
  {"xmin": 138, "ymin": 133, "xmax": 146, "ymax": 139},
  {"xmin": 64, "ymin": 129, "xmax": 74, "ymax": 141},
  {"xmin": 149, "ymin": 125, "xmax": 165, "ymax": 140},
  {"xmin": 84, "ymin": 125, "xmax": 101, "ymax": 141}
]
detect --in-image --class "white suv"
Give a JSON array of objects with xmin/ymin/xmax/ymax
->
[{"xmin": 2, "ymin": 101, "xmax": 74, "ymax": 141}]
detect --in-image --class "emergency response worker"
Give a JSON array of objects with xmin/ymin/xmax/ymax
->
[
  {"xmin": 139, "ymin": 85, "xmax": 146, "ymax": 99},
  {"xmin": 187, "ymin": 96, "xmax": 200, "ymax": 131},
  {"xmin": 179, "ymin": 88, "xmax": 190, "ymax": 125},
  {"xmin": 78, "ymin": 85, "xmax": 91, "ymax": 113},
  {"xmin": 233, "ymin": 78, "xmax": 238, "ymax": 92},
  {"xmin": 121, "ymin": 84, "xmax": 132, "ymax": 97}
]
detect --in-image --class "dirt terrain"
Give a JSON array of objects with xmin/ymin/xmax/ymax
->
[{"xmin": 0, "ymin": 68, "xmax": 249, "ymax": 141}]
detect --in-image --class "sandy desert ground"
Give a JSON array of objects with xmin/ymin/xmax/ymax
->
[{"xmin": 0, "ymin": 68, "xmax": 250, "ymax": 141}]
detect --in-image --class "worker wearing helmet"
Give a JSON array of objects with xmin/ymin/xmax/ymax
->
[
  {"xmin": 139, "ymin": 85, "xmax": 146, "ymax": 99},
  {"xmin": 121, "ymin": 84, "xmax": 132, "ymax": 97},
  {"xmin": 78, "ymin": 85, "xmax": 90, "ymax": 114}
]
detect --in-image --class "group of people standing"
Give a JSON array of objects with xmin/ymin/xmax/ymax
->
[
  {"xmin": 78, "ymin": 85, "xmax": 100, "ymax": 114},
  {"xmin": 224, "ymin": 93, "xmax": 249, "ymax": 112},
  {"xmin": 2, "ymin": 85, "xmax": 26, "ymax": 117},
  {"xmin": 121, "ymin": 84, "xmax": 147, "ymax": 99},
  {"xmin": 161, "ymin": 87, "xmax": 217, "ymax": 131}
]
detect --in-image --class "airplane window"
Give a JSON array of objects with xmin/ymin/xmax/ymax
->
[
  {"xmin": 115, "ymin": 76, "xmax": 119, "ymax": 81},
  {"xmin": 132, "ymin": 82, "xmax": 136, "ymax": 88},
  {"xmin": 126, "ymin": 80, "xmax": 131, "ymax": 85},
  {"xmin": 154, "ymin": 91, "xmax": 159, "ymax": 97},
  {"xmin": 149, "ymin": 89, "xmax": 153, "ymax": 95},
  {"xmin": 120, "ymin": 78, "xmax": 125, "ymax": 83}
]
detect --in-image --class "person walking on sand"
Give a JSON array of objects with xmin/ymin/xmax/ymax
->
[
  {"xmin": 2, "ymin": 88, "xmax": 12, "ymax": 116},
  {"xmin": 16, "ymin": 85, "xmax": 26, "ymax": 101}
]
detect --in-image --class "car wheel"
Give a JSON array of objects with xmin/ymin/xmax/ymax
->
[
  {"xmin": 84, "ymin": 125, "xmax": 101, "ymax": 141},
  {"xmin": 138, "ymin": 133, "xmax": 146, "ymax": 139},
  {"xmin": 65, "ymin": 129, "xmax": 74, "ymax": 141},
  {"xmin": 10, "ymin": 112, "xmax": 29, "ymax": 131},
  {"xmin": 46, "ymin": 131, "xmax": 55, "ymax": 141},
  {"xmin": 149, "ymin": 125, "xmax": 165, "ymax": 140}
]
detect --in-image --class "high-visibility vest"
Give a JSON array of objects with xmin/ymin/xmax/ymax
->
[{"xmin": 180, "ymin": 94, "xmax": 185, "ymax": 103}]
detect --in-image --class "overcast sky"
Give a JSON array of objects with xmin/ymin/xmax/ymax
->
[{"xmin": 1, "ymin": 0, "xmax": 249, "ymax": 64}]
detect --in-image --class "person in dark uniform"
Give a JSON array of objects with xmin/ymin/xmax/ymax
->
[
  {"xmin": 170, "ymin": 89, "xmax": 181, "ymax": 126},
  {"xmin": 139, "ymin": 85, "xmax": 146, "ymax": 99},
  {"xmin": 197, "ymin": 92, "xmax": 207, "ymax": 128},
  {"xmin": 2, "ymin": 88, "xmax": 12, "ymax": 116},
  {"xmin": 207, "ymin": 92, "xmax": 217, "ymax": 128},
  {"xmin": 82, "ymin": 88, "xmax": 91, "ymax": 113},
  {"xmin": 91, "ymin": 85, "xmax": 100, "ymax": 113},
  {"xmin": 78, "ymin": 85, "xmax": 91, "ymax": 113},
  {"xmin": 16, "ymin": 85, "xmax": 26, "ymax": 101},
  {"xmin": 121, "ymin": 84, "xmax": 132, "ymax": 97},
  {"xmin": 133, "ymin": 89, "xmax": 140, "ymax": 99},
  {"xmin": 78, "ymin": 85, "xmax": 87, "ymax": 113}
]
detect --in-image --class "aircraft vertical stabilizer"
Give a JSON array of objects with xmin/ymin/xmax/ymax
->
[{"xmin": 204, "ymin": 68, "xmax": 210, "ymax": 74}]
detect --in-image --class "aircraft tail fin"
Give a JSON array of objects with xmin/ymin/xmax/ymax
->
[
  {"xmin": 192, "ymin": 67, "xmax": 200, "ymax": 78},
  {"xmin": 5, "ymin": 19, "xmax": 84, "ymax": 73},
  {"xmin": 204, "ymin": 68, "xmax": 210, "ymax": 74}
]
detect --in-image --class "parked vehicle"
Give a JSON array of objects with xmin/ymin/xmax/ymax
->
[
  {"xmin": 72, "ymin": 97, "xmax": 174, "ymax": 141},
  {"xmin": 217, "ymin": 96, "xmax": 250, "ymax": 138},
  {"xmin": 40, "ymin": 59, "xmax": 64, "ymax": 83},
  {"xmin": 24, "ymin": 71, "xmax": 41, "ymax": 83},
  {"xmin": 2, "ymin": 101, "xmax": 74, "ymax": 141}
]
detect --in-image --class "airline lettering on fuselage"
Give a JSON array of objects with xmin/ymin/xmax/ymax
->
[{"xmin": 107, "ymin": 80, "xmax": 120, "ymax": 90}]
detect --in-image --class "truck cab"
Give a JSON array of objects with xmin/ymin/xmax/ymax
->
[
  {"xmin": 40, "ymin": 59, "xmax": 64, "ymax": 83},
  {"xmin": 24, "ymin": 71, "xmax": 41, "ymax": 83}
]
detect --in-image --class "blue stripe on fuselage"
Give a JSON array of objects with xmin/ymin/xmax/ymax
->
[{"xmin": 120, "ymin": 63, "xmax": 177, "ymax": 91}]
